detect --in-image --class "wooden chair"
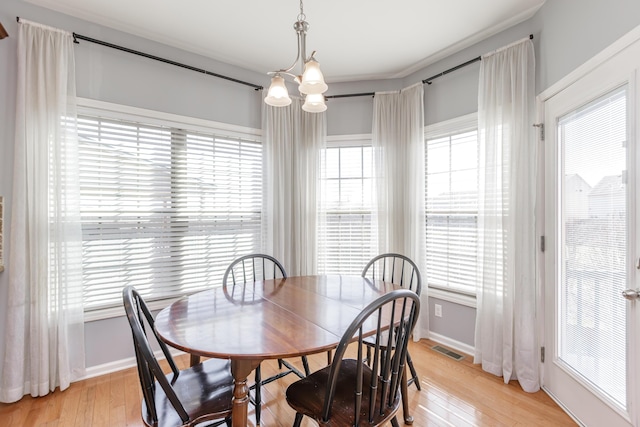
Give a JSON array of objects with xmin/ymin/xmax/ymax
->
[
  {"xmin": 122, "ymin": 286, "xmax": 233, "ymax": 427},
  {"xmin": 362, "ymin": 253, "xmax": 422, "ymax": 424},
  {"xmin": 223, "ymin": 254, "xmax": 310, "ymax": 426},
  {"xmin": 285, "ymin": 289, "xmax": 420, "ymax": 427}
]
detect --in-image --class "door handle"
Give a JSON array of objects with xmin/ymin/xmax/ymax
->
[{"xmin": 622, "ymin": 289, "xmax": 640, "ymax": 300}]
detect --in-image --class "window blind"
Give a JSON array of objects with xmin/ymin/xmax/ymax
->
[
  {"xmin": 558, "ymin": 85, "xmax": 627, "ymax": 405},
  {"xmin": 77, "ymin": 114, "xmax": 262, "ymax": 311},
  {"xmin": 425, "ymin": 129, "xmax": 479, "ymax": 295},
  {"xmin": 318, "ymin": 144, "xmax": 375, "ymax": 275}
]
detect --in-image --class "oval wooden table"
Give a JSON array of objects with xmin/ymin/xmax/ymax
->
[{"xmin": 154, "ymin": 275, "xmax": 400, "ymax": 427}]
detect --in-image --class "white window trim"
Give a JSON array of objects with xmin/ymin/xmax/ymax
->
[
  {"xmin": 424, "ymin": 112, "xmax": 477, "ymax": 139},
  {"xmin": 428, "ymin": 287, "xmax": 477, "ymax": 308},
  {"xmin": 77, "ymin": 98, "xmax": 262, "ymax": 141},
  {"xmin": 326, "ymin": 133, "xmax": 372, "ymax": 147}
]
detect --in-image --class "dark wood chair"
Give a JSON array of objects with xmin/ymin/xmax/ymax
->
[
  {"xmin": 285, "ymin": 289, "xmax": 420, "ymax": 427},
  {"xmin": 223, "ymin": 253, "xmax": 310, "ymax": 425},
  {"xmin": 362, "ymin": 253, "xmax": 422, "ymax": 424},
  {"xmin": 122, "ymin": 286, "xmax": 233, "ymax": 427}
]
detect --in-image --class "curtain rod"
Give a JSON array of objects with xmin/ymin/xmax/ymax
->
[
  {"xmin": 16, "ymin": 16, "xmax": 263, "ymax": 90},
  {"xmin": 17, "ymin": 16, "xmax": 532, "ymax": 102},
  {"xmin": 326, "ymin": 34, "xmax": 534, "ymax": 100},
  {"xmin": 72, "ymin": 33, "xmax": 264, "ymax": 91}
]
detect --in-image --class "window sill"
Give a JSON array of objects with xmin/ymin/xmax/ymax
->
[
  {"xmin": 428, "ymin": 287, "xmax": 477, "ymax": 308},
  {"xmin": 83, "ymin": 296, "xmax": 182, "ymax": 322}
]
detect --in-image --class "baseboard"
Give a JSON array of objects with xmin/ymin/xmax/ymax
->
[
  {"xmin": 81, "ymin": 356, "xmax": 138, "ymax": 380},
  {"xmin": 79, "ymin": 335, "xmax": 472, "ymax": 382},
  {"xmin": 425, "ymin": 332, "xmax": 475, "ymax": 357},
  {"xmin": 78, "ymin": 348, "xmax": 185, "ymax": 381}
]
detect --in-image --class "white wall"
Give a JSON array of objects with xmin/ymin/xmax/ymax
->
[{"xmin": 2, "ymin": 0, "xmax": 640, "ymax": 378}]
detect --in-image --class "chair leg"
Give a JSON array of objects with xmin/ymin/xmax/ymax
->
[
  {"xmin": 255, "ymin": 365, "xmax": 262, "ymax": 425},
  {"xmin": 326, "ymin": 350, "xmax": 332, "ymax": 366},
  {"xmin": 301, "ymin": 356, "xmax": 310, "ymax": 376},
  {"xmin": 401, "ymin": 366, "xmax": 414, "ymax": 425},
  {"xmin": 293, "ymin": 412, "xmax": 304, "ymax": 427},
  {"xmin": 391, "ymin": 416, "xmax": 401, "ymax": 427},
  {"xmin": 278, "ymin": 358, "xmax": 283, "ymax": 369},
  {"xmin": 406, "ymin": 351, "xmax": 421, "ymax": 391}
]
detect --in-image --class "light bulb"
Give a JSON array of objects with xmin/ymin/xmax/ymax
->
[
  {"xmin": 264, "ymin": 75, "xmax": 292, "ymax": 107},
  {"xmin": 298, "ymin": 58, "xmax": 328, "ymax": 95},
  {"xmin": 302, "ymin": 93, "xmax": 327, "ymax": 113}
]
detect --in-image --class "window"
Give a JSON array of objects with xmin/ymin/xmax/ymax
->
[
  {"xmin": 425, "ymin": 114, "xmax": 479, "ymax": 295},
  {"xmin": 77, "ymin": 101, "xmax": 262, "ymax": 312},
  {"xmin": 318, "ymin": 136, "xmax": 376, "ymax": 275}
]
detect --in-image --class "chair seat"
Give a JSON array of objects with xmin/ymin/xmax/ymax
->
[
  {"xmin": 286, "ymin": 359, "xmax": 400, "ymax": 427},
  {"xmin": 141, "ymin": 358, "xmax": 234, "ymax": 427}
]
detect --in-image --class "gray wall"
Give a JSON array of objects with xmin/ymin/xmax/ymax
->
[
  {"xmin": 400, "ymin": 0, "xmax": 640, "ymax": 347},
  {"xmin": 2, "ymin": 0, "xmax": 640, "ymax": 376}
]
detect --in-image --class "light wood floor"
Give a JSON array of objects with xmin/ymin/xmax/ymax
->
[{"xmin": 0, "ymin": 339, "xmax": 576, "ymax": 426}]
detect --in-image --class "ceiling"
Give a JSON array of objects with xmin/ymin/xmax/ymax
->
[{"xmin": 24, "ymin": 0, "xmax": 545, "ymax": 83}]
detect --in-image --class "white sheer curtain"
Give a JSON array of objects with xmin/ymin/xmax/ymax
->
[
  {"xmin": 474, "ymin": 38, "xmax": 538, "ymax": 392},
  {"xmin": 1, "ymin": 20, "xmax": 85, "ymax": 403},
  {"xmin": 372, "ymin": 83, "xmax": 428, "ymax": 339},
  {"xmin": 262, "ymin": 97, "xmax": 326, "ymax": 275}
]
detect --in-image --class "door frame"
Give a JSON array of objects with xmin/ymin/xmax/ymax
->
[{"xmin": 537, "ymin": 25, "xmax": 640, "ymax": 426}]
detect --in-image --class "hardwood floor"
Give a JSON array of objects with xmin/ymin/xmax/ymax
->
[{"xmin": 0, "ymin": 339, "xmax": 576, "ymax": 426}]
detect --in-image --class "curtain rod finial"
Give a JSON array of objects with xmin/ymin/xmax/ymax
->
[{"xmin": 0, "ymin": 22, "xmax": 8, "ymax": 39}]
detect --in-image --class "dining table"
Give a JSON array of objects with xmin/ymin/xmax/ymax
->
[{"xmin": 154, "ymin": 274, "xmax": 401, "ymax": 427}]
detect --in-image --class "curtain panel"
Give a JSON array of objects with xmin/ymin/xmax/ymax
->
[
  {"xmin": 262, "ymin": 97, "xmax": 326, "ymax": 276},
  {"xmin": 1, "ymin": 19, "xmax": 85, "ymax": 403},
  {"xmin": 474, "ymin": 38, "xmax": 538, "ymax": 392},
  {"xmin": 372, "ymin": 83, "xmax": 428, "ymax": 340}
]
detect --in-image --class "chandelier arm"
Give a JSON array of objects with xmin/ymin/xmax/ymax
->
[
  {"xmin": 268, "ymin": 21, "xmax": 306, "ymax": 76},
  {"xmin": 267, "ymin": 70, "xmax": 298, "ymax": 80}
]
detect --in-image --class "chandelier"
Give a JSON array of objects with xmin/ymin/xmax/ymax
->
[{"xmin": 264, "ymin": 0, "xmax": 328, "ymax": 112}]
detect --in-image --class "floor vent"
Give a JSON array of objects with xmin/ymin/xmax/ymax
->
[{"xmin": 431, "ymin": 345, "xmax": 465, "ymax": 361}]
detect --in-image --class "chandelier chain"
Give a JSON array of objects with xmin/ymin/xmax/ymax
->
[{"xmin": 297, "ymin": 0, "xmax": 306, "ymax": 23}]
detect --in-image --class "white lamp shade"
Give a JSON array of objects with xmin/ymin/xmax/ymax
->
[
  {"xmin": 302, "ymin": 93, "xmax": 327, "ymax": 113},
  {"xmin": 265, "ymin": 75, "xmax": 292, "ymax": 107},
  {"xmin": 298, "ymin": 59, "xmax": 328, "ymax": 95}
]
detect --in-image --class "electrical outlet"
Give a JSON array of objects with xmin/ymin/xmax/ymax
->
[{"xmin": 434, "ymin": 304, "xmax": 442, "ymax": 317}]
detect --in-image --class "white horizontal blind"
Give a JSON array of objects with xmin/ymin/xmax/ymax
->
[
  {"xmin": 558, "ymin": 85, "xmax": 627, "ymax": 406},
  {"xmin": 77, "ymin": 114, "xmax": 262, "ymax": 311},
  {"xmin": 318, "ymin": 143, "xmax": 376, "ymax": 275},
  {"xmin": 425, "ymin": 127, "xmax": 479, "ymax": 294}
]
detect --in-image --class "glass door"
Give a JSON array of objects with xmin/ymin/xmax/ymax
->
[{"xmin": 543, "ymin": 35, "xmax": 640, "ymax": 426}]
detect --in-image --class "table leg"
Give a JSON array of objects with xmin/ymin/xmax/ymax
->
[
  {"xmin": 189, "ymin": 354, "xmax": 201, "ymax": 367},
  {"xmin": 231, "ymin": 359, "xmax": 261, "ymax": 427}
]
